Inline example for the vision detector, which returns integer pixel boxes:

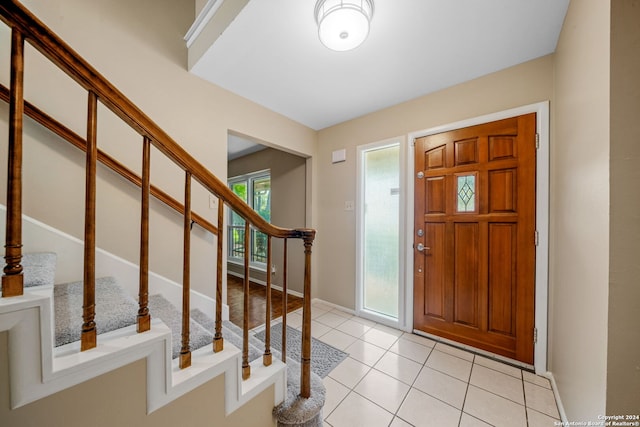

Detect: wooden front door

[413,113,536,364]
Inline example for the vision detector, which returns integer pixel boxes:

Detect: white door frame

[404,101,550,374]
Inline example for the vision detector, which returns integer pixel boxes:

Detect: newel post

[2,29,25,297]
[299,231,315,398]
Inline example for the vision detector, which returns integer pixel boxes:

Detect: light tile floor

[290,301,561,427]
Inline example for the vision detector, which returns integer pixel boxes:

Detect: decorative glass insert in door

[456,174,477,212]
[362,144,400,318]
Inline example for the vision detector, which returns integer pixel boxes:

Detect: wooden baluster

[213,198,224,352]
[300,235,314,398]
[3,29,25,298]
[281,239,288,363]
[263,235,272,366]
[81,91,98,351]
[137,137,151,332]
[242,221,250,379]
[179,171,192,369]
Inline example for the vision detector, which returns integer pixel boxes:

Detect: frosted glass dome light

[314,0,374,52]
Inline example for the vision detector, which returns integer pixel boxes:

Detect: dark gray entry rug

[254,323,348,378]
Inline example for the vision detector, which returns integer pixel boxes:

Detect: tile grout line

[523,380,563,420]
[327,332,396,424]
[322,313,399,424]
[385,342,434,426]
[317,306,560,427]
[457,354,474,427]
[522,370,530,427]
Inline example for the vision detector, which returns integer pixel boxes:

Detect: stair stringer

[0,282,286,415]
[0,206,287,415]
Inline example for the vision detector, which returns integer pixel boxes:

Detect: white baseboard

[545,371,568,423]
[311,298,356,315]
[227,270,304,298]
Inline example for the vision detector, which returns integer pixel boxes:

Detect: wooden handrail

[0,0,314,243]
[0,84,218,236]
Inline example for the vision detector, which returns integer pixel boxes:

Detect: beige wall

[0,333,276,427]
[195,0,207,15]
[3,0,638,422]
[551,0,610,420]
[315,55,554,309]
[0,0,316,298]
[227,147,307,294]
[607,0,640,414]
[0,3,314,423]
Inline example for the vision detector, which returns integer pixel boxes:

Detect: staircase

[0,1,322,425]
[0,207,287,414]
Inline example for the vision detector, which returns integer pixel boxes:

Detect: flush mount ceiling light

[314,0,374,52]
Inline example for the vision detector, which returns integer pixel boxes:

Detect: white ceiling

[191,0,570,131]
[228,133,267,160]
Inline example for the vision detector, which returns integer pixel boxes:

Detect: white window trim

[227,169,271,270]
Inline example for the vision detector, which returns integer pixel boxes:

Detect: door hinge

[534,327,538,343]
[534,230,539,246]
[535,133,540,149]
[411,138,416,147]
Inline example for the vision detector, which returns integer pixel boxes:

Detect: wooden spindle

[263,236,272,366]
[300,235,314,398]
[2,28,25,298]
[281,239,288,363]
[242,221,250,380]
[81,91,98,351]
[179,171,192,369]
[137,137,151,332]
[213,198,224,352]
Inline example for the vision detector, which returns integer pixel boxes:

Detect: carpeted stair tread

[23,252,56,288]
[189,308,326,423]
[255,323,347,379]
[148,294,213,359]
[54,276,138,347]
[190,308,263,362]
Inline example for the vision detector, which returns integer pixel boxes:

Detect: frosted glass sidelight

[362,144,400,318]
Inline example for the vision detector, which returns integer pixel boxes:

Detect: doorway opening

[226,132,309,328]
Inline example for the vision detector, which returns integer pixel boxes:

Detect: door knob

[416,243,430,252]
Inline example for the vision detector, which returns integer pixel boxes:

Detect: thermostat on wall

[332,149,346,164]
